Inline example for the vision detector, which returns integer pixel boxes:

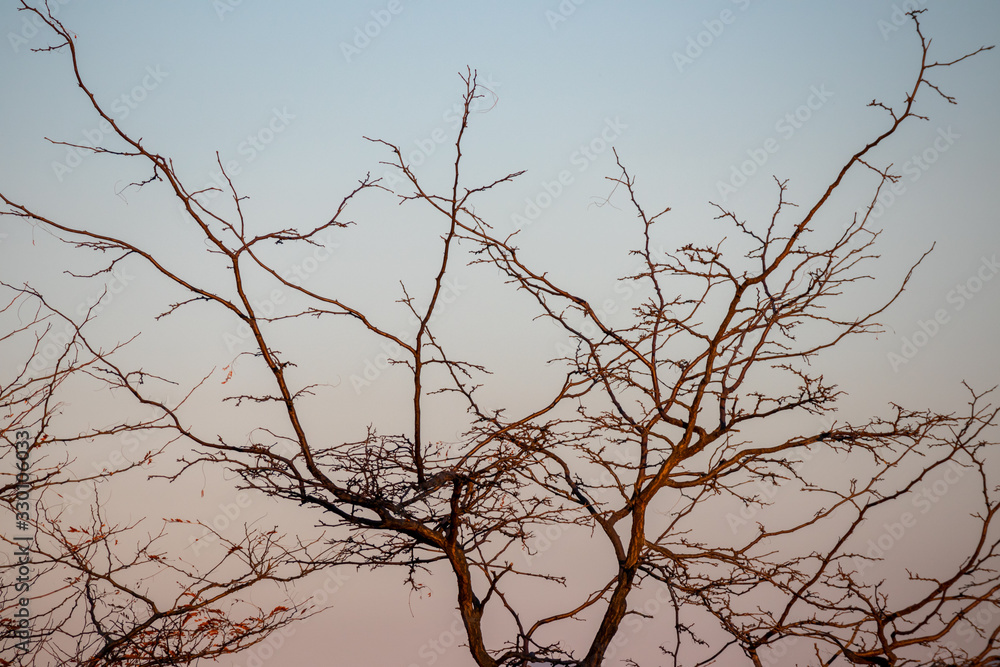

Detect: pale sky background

[2,2,999,665]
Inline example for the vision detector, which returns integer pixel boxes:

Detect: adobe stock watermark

[852,459,965,576]
[87,428,159,481]
[954,603,1000,653]
[7,0,75,53]
[725,447,818,535]
[51,66,169,182]
[187,491,254,557]
[230,568,352,667]
[379,73,502,193]
[546,244,671,361]
[851,126,959,225]
[724,411,839,539]
[213,0,246,21]
[521,445,635,565]
[672,0,753,73]
[348,275,467,394]
[601,582,682,663]
[184,455,303,558]
[10,429,33,653]
[715,84,834,202]
[509,116,628,231]
[876,0,929,41]
[758,635,806,667]
[887,252,997,372]
[402,611,465,667]
[180,106,295,216]
[63,415,180,519]
[27,266,136,375]
[340,0,405,63]
[545,0,587,31]
[222,230,340,353]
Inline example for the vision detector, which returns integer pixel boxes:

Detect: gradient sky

[2,2,999,665]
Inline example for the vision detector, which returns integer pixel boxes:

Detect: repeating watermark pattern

[851,125,959,224]
[722,412,843,538]
[63,413,175,518]
[181,106,296,216]
[235,107,295,163]
[73,267,136,320]
[715,84,834,202]
[379,73,502,193]
[230,568,353,667]
[181,447,302,556]
[672,0,753,73]
[601,584,676,663]
[852,459,965,575]
[546,244,671,362]
[340,0,406,63]
[187,491,254,556]
[725,448,817,534]
[9,429,33,653]
[27,266,136,375]
[887,253,998,372]
[877,0,929,41]
[545,0,587,31]
[509,116,628,231]
[403,611,464,667]
[758,634,805,666]
[137,446,273,557]
[404,581,689,665]
[213,0,246,21]
[87,428,158,481]
[521,444,636,565]
[348,275,467,394]
[222,230,340,354]
[7,0,75,53]
[51,66,169,182]
[955,603,1000,654]
[223,290,285,352]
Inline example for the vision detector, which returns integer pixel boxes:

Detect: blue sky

[2,2,999,665]
[4,0,995,419]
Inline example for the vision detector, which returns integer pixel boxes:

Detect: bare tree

[0,284,328,666]
[1,3,998,666]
